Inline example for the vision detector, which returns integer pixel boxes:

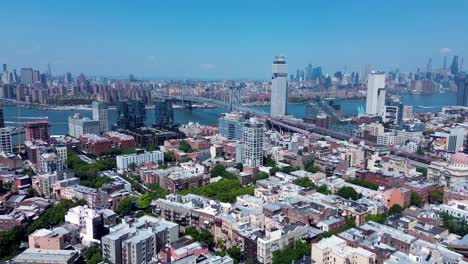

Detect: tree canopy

[185,227,214,245]
[316,184,331,195]
[429,190,444,204]
[440,212,468,236]
[210,165,237,180]
[345,178,378,190]
[179,140,194,153]
[293,177,316,189]
[254,172,270,183]
[272,240,310,264]
[180,179,254,203]
[410,192,423,207]
[116,198,133,215]
[306,164,321,173]
[336,186,362,200]
[388,204,404,215]
[66,152,115,188]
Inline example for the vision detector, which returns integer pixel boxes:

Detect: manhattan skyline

[1,0,467,79]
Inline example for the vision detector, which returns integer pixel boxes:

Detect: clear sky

[0,0,467,79]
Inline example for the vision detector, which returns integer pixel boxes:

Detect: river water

[3,93,456,140]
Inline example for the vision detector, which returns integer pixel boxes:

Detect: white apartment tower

[92,101,109,134]
[242,118,263,168]
[366,71,386,116]
[0,128,12,154]
[270,56,288,116]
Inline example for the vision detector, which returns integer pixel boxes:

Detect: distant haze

[0,1,467,79]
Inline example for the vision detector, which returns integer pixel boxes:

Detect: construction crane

[17,104,21,152]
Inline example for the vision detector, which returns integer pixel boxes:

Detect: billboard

[429,135,447,153]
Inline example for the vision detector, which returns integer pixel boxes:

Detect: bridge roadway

[164,95,432,167]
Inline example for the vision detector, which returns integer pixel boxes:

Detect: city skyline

[0,1,467,79]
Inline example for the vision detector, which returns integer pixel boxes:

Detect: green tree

[21,167,35,176]
[227,246,242,264]
[336,186,362,200]
[184,227,213,245]
[199,229,214,245]
[306,164,321,173]
[164,152,176,162]
[440,212,468,236]
[180,179,254,203]
[302,146,308,153]
[210,165,237,180]
[211,164,228,177]
[128,163,137,171]
[179,140,194,153]
[388,204,404,215]
[429,190,444,204]
[416,167,428,178]
[254,172,269,183]
[0,226,26,260]
[272,240,310,264]
[120,147,136,155]
[27,199,85,235]
[316,184,331,195]
[264,157,276,167]
[137,193,154,209]
[83,244,103,264]
[116,198,132,215]
[146,144,160,151]
[345,178,378,190]
[365,214,387,224]
[293,177,316,189]
[410,192,423,207]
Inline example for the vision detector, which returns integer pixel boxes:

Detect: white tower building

[242,118,263,168]
[270,56,288,116]
[366,71,386,116]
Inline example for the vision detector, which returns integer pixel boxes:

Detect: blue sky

[0,1,467,79]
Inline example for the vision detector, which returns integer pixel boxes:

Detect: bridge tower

[228,82,245,112]
[181,85,193,111]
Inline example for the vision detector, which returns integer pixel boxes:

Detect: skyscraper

[116,99,146,131]
[64,72,72,84]
[0,128,12,154]
[242,118,263,168]
[455,73,468,106]
[92,101,109,133]
[20,68,34,85]
[153,99,174,128]
[219,112,247,140]
[443,56,448,71]
[33,69,40,83]
[451,56,460,75]
[270,56,288,116]
[365,71,386,116]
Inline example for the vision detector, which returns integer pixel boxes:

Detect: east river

[3,92,456,143]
